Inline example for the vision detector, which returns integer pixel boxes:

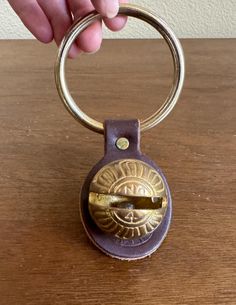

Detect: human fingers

[103,0,128,32]
[38,0,80,58]
[7,0,53,43]
[68,0,102,53]
[90,0,119,18]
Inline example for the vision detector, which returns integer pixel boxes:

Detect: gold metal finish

[88,159,168,240]
[116,137,130,150]
[55,4,185,134]
[89,192,163,210]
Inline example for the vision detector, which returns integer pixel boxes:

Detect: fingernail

[106,1,119,19]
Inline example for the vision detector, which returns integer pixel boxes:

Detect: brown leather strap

[104,120,141,159]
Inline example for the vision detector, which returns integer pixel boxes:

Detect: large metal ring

[55,4,185,134]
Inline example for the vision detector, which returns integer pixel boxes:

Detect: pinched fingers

[91,0,128,32]
[68,0,128,53]
[8,0,128,57]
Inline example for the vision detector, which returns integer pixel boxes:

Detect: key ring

[55,4,185,260]
[55,3,185,134]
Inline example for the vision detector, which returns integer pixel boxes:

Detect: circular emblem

[89,159,168,239]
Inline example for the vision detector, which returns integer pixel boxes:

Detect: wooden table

[0,39,235,305]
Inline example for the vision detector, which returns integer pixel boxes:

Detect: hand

[8,0,127,57]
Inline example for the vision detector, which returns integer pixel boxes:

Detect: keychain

[55,4,185,260]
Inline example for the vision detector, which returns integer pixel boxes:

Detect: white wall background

[0,0,236,39]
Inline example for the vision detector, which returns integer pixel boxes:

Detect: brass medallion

[89,159,168,240]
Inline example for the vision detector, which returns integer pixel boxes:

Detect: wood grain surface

[0,39,235,305]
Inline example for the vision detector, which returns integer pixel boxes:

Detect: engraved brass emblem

[89,159,168,239]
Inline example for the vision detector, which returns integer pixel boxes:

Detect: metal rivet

[116,137,130,150]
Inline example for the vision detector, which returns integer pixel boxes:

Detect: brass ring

[55,4,185,134]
